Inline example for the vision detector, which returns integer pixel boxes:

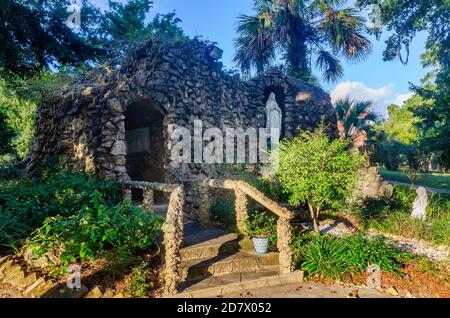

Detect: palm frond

[335,98,376,139]
[319,7,372,62]
[335,99,351,120]
[233,13,277,73]
[315,50,343,82]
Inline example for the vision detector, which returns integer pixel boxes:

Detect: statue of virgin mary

[266,92,282,150]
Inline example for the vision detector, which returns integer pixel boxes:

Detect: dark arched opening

[125,99,167,202]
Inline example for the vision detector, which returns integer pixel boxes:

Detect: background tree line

[335,0,449,173]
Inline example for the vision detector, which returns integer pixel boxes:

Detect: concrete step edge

[181,252,280,270]
[167,270,304,298]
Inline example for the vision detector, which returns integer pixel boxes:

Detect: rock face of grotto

[27,38,340,217]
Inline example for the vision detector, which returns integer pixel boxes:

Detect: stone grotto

[26,37,342,217]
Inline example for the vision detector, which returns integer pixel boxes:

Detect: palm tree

[234,0,372,82]
[335,99,377,148]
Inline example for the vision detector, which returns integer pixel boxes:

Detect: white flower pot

[252,237,269,254]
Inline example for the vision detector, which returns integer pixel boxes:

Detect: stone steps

[179,228,281,285]
[181,232,255,262]
[0,257,58,298]
[0,255,123,298]
[173,271,305,298]
[181,251,280,282]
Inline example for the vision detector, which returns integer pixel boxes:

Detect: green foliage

[0,0,104,77]
[0,0,186,76]
[0,2,186,159]
[340,235,413,273]
[244,211,277,248]
[299,234,350,280]
[372,95,431,172]
[384,98,421,145]
[353,187,450,246]
[29,191,163,275]
[99,0,186,41]
[412,81,450,169]
[0,112,14,155]
[0,70,78,159]
[335,99,377,145]
[124,260,160,298]
[209,198,236,231]
[357,0,450,169]
[277,124,366,230]
[294,233,412,281]
[0,78,36,159]
[238,172,285,202]
[0,169,120,248]
[291,231,314,265]
[234,0,371,81]
[357,0,448,68]
[103,0,153,39]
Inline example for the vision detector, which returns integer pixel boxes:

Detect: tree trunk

[287,40,310,80]
[308,203,319,232]
[285,18,310,81]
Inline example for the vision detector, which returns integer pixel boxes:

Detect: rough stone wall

[28,38,338,217]
[354,166,394,199]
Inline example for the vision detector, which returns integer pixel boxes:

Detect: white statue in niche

[262,92,282,175]
[411,187,428,221]
[266,92,282,150]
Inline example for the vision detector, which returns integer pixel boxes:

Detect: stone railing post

[198,184,210,228]
[122,186,132,202]
[143,189,154,212]
[234,186,249,236]
[277,217,293,274]
[162,186,184,296]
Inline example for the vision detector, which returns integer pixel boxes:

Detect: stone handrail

[198,179,294,274]
[123,181,184,296]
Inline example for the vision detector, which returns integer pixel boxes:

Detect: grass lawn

[379,168,450,191]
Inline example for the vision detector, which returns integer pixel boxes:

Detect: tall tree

[383,98,422,145]
[101,0,153,40]
[0,0,104,77]
[0,1,185,159]
[0,0,185,77]
[357,0,450,169]
[234,0,372,82]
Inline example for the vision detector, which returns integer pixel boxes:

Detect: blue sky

[93,0,430,117]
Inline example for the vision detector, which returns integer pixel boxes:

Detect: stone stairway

[174,223,303,297]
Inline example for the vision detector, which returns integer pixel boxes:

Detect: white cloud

[330,81,413,118]
[387,92,414,107]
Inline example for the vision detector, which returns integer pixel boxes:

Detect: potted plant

[244,211,276,254]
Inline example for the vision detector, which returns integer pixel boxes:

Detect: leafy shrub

[299,235,351,280]
[29,191,164,275]
[244,211,278,250]
[0,111,14,155]
[293,233,412,281]
[429,215,450,246]
[0,155,21,180]
[277,124,366,231]
[124,260,160,298]
[238,173,285,201]
[221,164,287,201]
[0,170,120,248]
[340,235,412,273]
[209,197,236,230]
[428,192,450,219]
[291,231,314,265]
